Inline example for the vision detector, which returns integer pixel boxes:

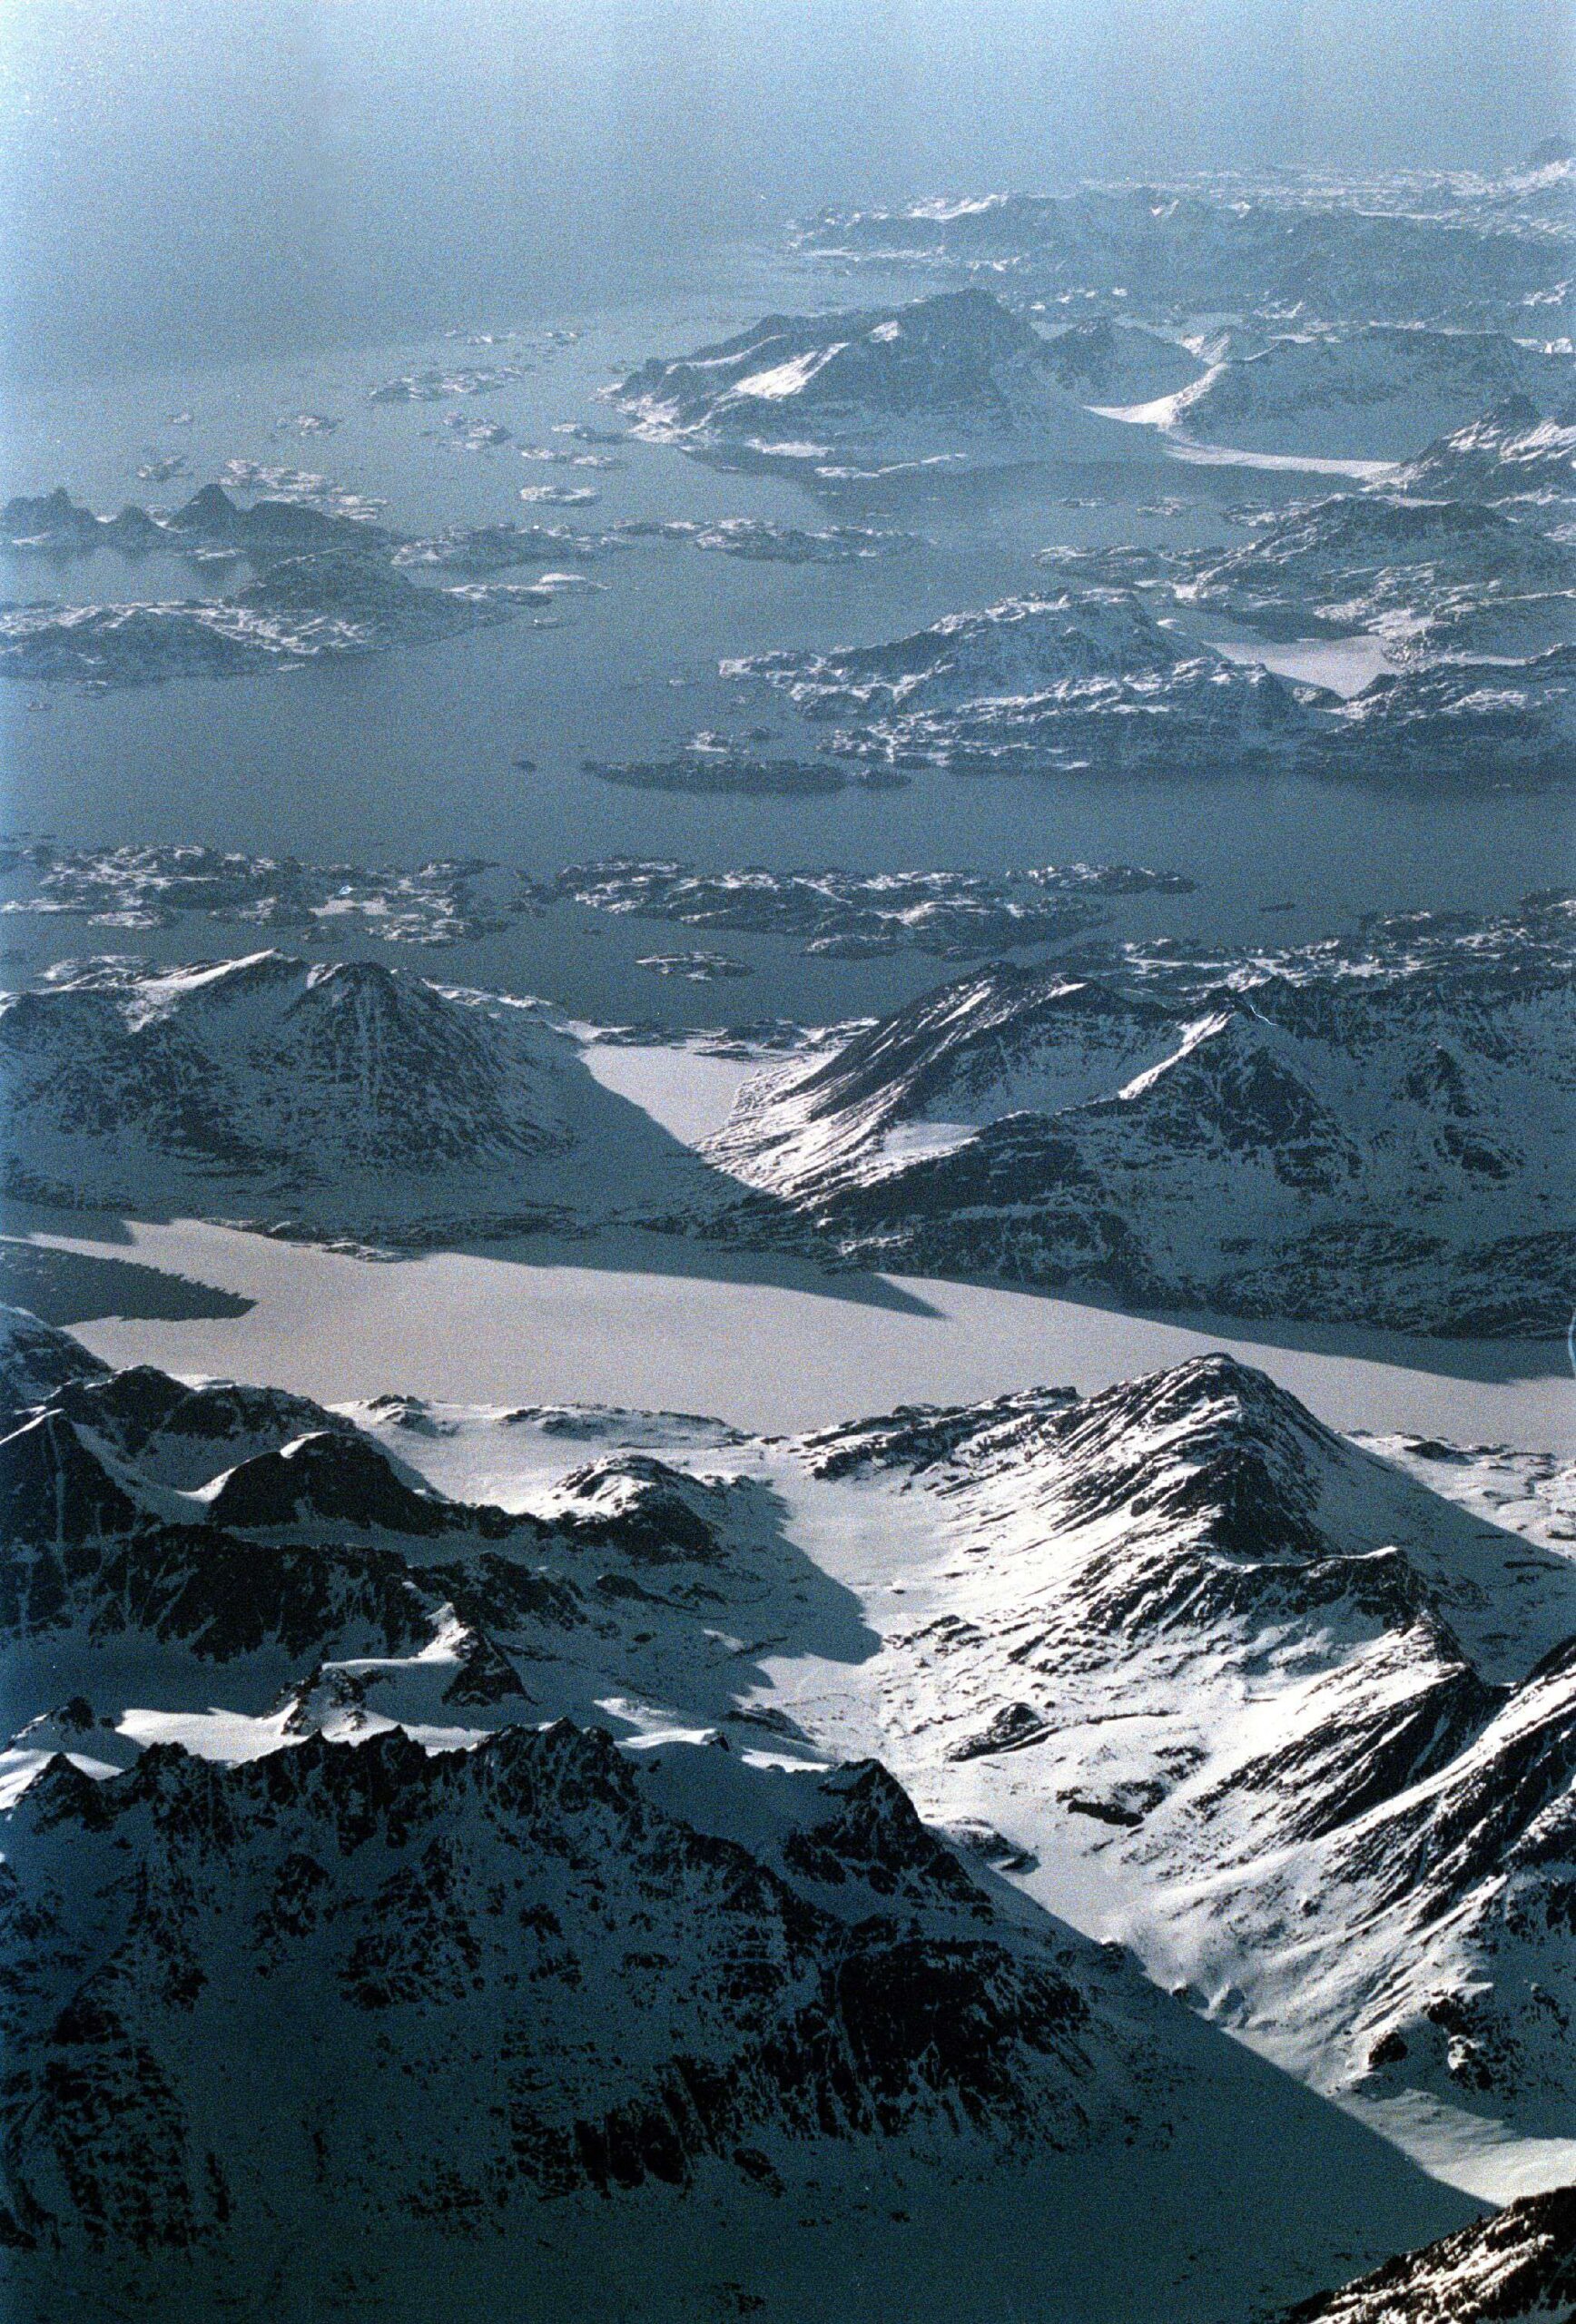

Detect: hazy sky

[2,0,1571,377]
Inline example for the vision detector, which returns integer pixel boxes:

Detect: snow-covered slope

[1150,329,1574,460]
[701,899,1576,1336]
[797,1352,1576,2170]
[0,1315,1478,2322]
[607,288,1167,470]
[0,951,725,1240]
[0,1303,109,1432]
[1275,2184,1576,2320]
[1389,394,1576,505]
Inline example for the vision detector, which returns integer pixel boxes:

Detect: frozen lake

[8,1040,1567,1450]
[12,1212,1567,1452]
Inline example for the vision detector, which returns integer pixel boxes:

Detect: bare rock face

[0,1722,1160,2294]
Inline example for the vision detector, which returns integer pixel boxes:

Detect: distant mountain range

[793,161,1573,337]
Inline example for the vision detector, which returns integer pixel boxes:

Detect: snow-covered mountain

[0,557,559,688]
[701,899,1575,1336]
[1181,492,1576,664]
[724,586,1328,777]
[1150,328,1574,459]
[554,856,1192,961]
[1316,640,1576,779]
[1186,493,1576,625]
[796,1352,1576,2165]
[1388,393,1576,505]
[0,1728,1185,2318]
[607,288,1167,471]
[727,589,1187,715]
[0,481,388,558]
[0,950,723,1240]
[724,579,1574,782]
[0,1312,1482,2322]
[0,839,547,951]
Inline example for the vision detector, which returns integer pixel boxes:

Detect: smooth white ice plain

[25,1216,1566,1452]
[19,1045,1571,1450]
[580,1042,762,1143]
[1210,633,1399,696]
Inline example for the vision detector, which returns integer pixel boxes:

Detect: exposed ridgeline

[701,896,1576,1337]
[0,950,726,1242]
[0,1311,1473,2322]
[804,1350,1576,2151]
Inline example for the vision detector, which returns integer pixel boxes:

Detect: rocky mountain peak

[202,1431,458,1537]
[0,1409,147,1548]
